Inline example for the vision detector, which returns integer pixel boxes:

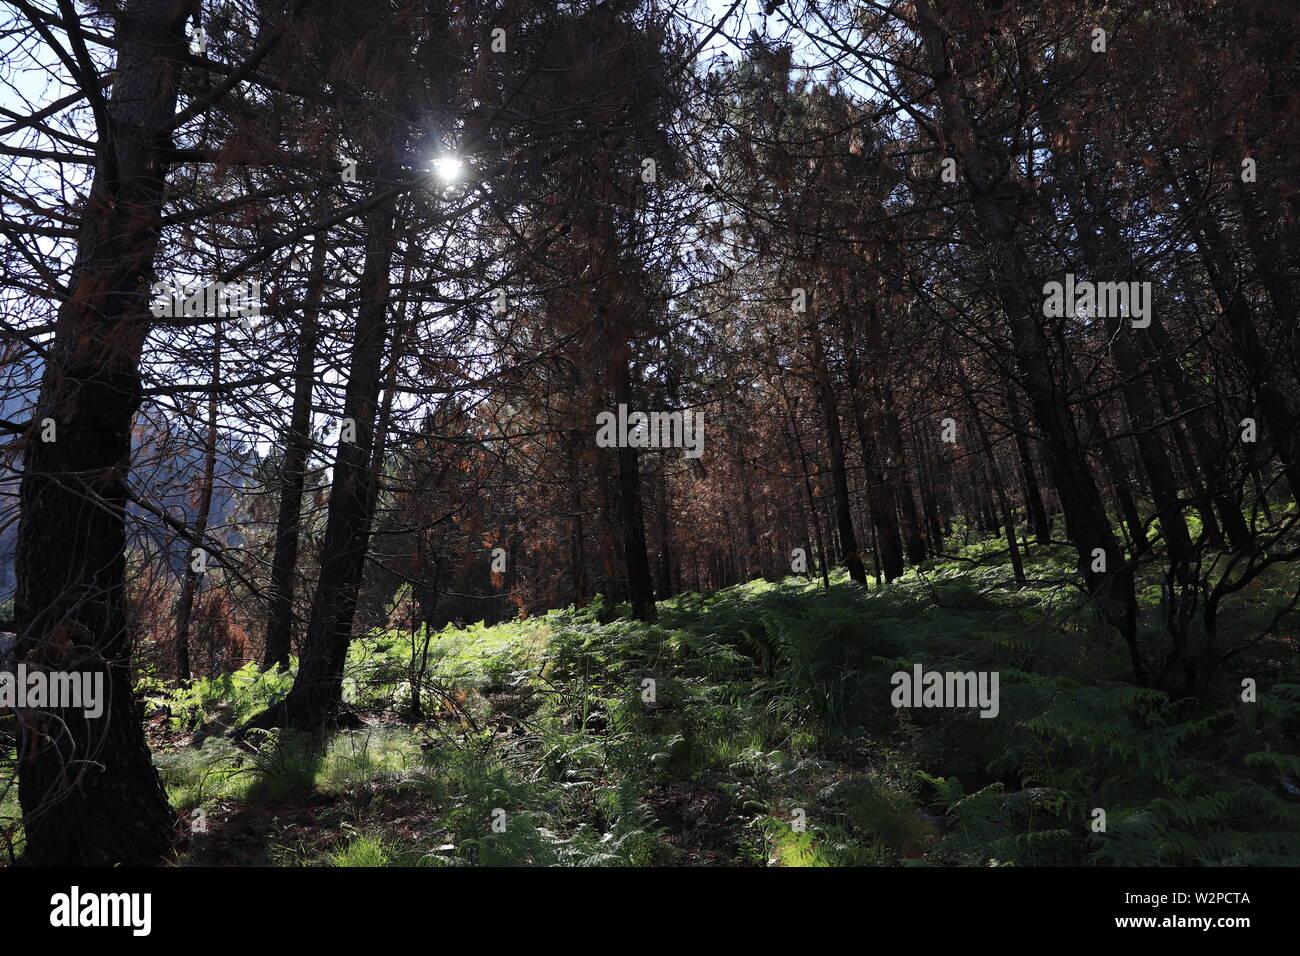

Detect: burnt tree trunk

[13,0,194,865]
[173,325,222,681]
[915,0,1143,682]
[1007,389,1052,545]
[843,308,905,580]
[246,192,397,734]
[809,317,866,584]
[613,365,657,621]
[264,222,329,669]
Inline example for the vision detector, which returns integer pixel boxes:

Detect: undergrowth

[138,539,1300,867]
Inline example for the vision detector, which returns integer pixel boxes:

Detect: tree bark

[842,308,906,580]
[13,0,194,865]
[1006,389,1052,545]
[914,0,1142,680]
[808,317,866,583]
[264,222,329,669]
[246,191,397,733]
[613,365,657,620]
[174,326,222,681]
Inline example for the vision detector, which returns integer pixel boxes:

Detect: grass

[7,533,1296,867]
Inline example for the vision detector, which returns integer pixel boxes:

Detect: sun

[432,155,464,183]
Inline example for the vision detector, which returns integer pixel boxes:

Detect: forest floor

[98,539,1300,865]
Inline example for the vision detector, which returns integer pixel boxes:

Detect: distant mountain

[0,356,251,602]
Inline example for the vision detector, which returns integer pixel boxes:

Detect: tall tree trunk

[13,0,194,865]
[1181,166,1300,504]
[809,319,866,583]
[785,392,830,590]
[1155,380,1224,549]
[959,372,1025,584]
[738,457,761,580]
[597,464,625,604]
[843,309,905,580]
[246,191,397,733]
[1006,389,1052,545]
[880,385,926,564]
[914,0,1142,681]
[264,223,329,669]
[1061,163,1196,581]
[567,430,588,606]
[1069,356,1147,553]
[613,366,656,620]
[1140,314,1252,550]
[1232,176,1300,378]
[913,421,944,546]
[174,326,222,681]
[657,464,674,597]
